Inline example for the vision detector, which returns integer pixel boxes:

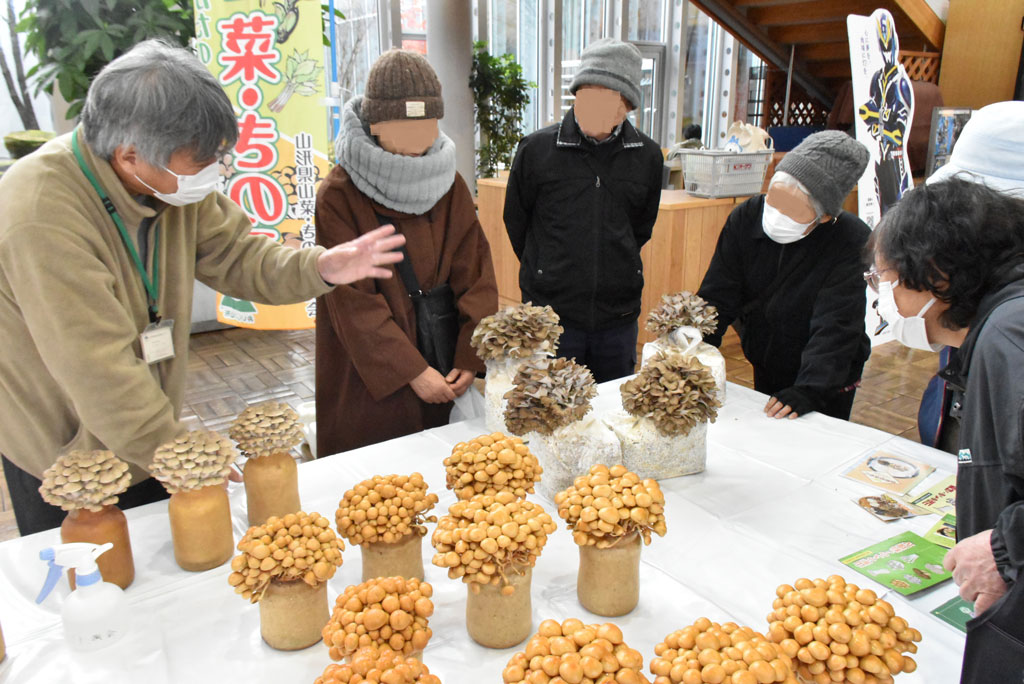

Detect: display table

[0,382,965,683]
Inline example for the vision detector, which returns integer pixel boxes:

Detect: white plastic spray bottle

[36,542,129,651]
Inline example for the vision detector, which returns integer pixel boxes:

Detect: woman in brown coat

[315,50,498,456]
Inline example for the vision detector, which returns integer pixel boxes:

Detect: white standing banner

[848,9,915,345]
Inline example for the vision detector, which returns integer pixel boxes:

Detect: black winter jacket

[697,195,871,403]
[503,109,664,331]
[938,269,1024,585]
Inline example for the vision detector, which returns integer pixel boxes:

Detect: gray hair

[769,171,827,218]
[81,39,238,166]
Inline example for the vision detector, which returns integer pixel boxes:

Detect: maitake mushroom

[471,303,563,361]
[336,473,439,546]
[503,357,597,436]
[503,619,650,684]
[444,432,542,500]
[766,576,921,683]
[227,511,345,602]
[555,465,667,548]
[151,430,238,493]
[621,352,721,437]
[322,576,434,661]
[431,491,557,593]
[229,400,303,459]
[38,450,132,512]
[646,291,719,338]
[315,646,441,684]
[650,619,798,684]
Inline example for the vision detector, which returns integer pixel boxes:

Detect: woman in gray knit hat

[314,49,498,455]
[697,130,872,420]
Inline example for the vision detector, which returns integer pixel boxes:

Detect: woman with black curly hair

[868,177,1024,681]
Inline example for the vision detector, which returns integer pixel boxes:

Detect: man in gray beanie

[697,130,873,420]
[503,38,664,382]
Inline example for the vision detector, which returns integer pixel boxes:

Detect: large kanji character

[216,13,281,85]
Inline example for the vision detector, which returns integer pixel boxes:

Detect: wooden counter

[477,177,743,347]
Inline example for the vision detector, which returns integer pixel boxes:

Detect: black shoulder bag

[376,213,459,377]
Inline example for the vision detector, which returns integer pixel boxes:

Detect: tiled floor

[0,327,938,541]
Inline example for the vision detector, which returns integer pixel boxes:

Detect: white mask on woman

[136,161,221,206]
[762,203,816,244]
[876,280,943,352]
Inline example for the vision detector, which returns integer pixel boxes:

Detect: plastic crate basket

[682,149,773,198]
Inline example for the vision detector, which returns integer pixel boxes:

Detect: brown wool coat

[315,166,497,456]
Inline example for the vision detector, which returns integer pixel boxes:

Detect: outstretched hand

[317,224,406,285]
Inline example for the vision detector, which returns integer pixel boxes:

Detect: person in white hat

[926,101,1024,198]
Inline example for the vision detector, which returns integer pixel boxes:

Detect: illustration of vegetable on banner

[193,0,332,329]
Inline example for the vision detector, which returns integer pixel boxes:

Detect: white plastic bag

[450,386,486,424]
[526,417,622,502]
[603,411,708,481]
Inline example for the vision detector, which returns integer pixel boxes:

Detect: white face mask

[876,280,943,352]
[762,202,816,244]
[136,161,220,206]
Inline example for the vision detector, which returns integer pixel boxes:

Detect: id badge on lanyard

[72,128,174,365]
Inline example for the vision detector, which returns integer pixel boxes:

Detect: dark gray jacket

[940,268,1024,585]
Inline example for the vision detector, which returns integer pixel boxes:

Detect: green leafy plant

[469,41,534,179]
[17,0,194,119]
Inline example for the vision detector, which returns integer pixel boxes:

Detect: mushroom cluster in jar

[151,430,239,493]
[39,450,131,512]
[431,491,557,593]
[555,464,667,548]
[444,433,542,501]
[645,291,719,339]
[227,511,345,601]
[336,473,439,546]
[503,357,597,437]
[322,576,434,661]
[650,618,798,684]
[502,619,650,684]
[766,576,921,684]
[314,645,441,684]
[229,400,303,459]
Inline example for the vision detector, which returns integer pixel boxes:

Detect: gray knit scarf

[335,97,456,215]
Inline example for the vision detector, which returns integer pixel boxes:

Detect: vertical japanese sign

[848,9,914,346]
[194,0,331,329]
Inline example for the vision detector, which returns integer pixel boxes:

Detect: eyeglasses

[863,266,895,292]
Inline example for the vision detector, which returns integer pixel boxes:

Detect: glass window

[733,44,765,127]
[331,0,383,101]
[627,0,664,42]
[627,55,659,139]
[483,0,540,133]
[681,4,710,143]
[400,0,426,32]
[401,38,427,54]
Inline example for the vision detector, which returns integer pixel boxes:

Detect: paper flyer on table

[854,493,929,522]
[931,596,974,633]
[910,474,956,514]
[842,451,935,495]
[924,514,957,549]
[840,531,952,595]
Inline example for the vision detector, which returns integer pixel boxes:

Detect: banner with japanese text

[194,0,330,329]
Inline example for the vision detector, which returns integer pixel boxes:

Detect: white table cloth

[0,382,966,683]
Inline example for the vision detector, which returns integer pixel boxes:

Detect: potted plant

[468,41,535,179]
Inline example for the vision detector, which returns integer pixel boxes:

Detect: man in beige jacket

[0,40,404,535]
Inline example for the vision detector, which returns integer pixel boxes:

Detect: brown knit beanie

[362,49,444,125]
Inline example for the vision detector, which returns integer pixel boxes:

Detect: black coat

[697,195,871,401]
[503,109,664,331]
[938,269,1024,681]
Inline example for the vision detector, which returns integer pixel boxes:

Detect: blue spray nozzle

[35,542,112,604]
[36,555,62,604]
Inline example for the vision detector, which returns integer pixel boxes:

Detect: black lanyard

[71,128,161,323]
